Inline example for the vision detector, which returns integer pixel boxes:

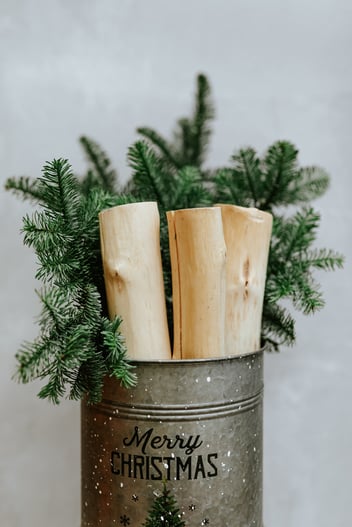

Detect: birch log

[99,202,171,360]
[217,204,273,355]
[167,207,227,360]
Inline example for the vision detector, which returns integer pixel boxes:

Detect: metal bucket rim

[128,347,264,366]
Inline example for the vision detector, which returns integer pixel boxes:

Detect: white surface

[0,1,351,526]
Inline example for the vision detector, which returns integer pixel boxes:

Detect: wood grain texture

[167,207,227,359]
[99,202,171,360]
[217,204,273,355]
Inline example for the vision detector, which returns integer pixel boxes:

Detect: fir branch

[175,117,193,166]
[264,207,344,324]
[137,127,182,169]
[278,207,321,260]
[138,74,214,170]
[169,166,211,210]
[213,148,262,207]
[285,166,330,205]
[237,148,261,206]
[291,275,324,314]
[22,211,71,253]
[9,158,135,403]
[5,176,43,203]
[38,159,81,222]
[261,303,296,352]
[80,136,118,194]
[260,141,298,209]
[127,141,174,209]
[260,143,330,209]
[212,168,243,204]
[189,73,215,166]
[300,248,344,271]
[70,352,107,403]
[101,317,137,388]
[15,338,53,384]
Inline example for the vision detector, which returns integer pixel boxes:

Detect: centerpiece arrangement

[6,74,343,526]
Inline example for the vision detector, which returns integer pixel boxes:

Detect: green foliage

[7,159,136,403]
[79,135,119,195]
[135,73,343,352]
[138,73,214,170]
[143,483,185,527]
[213,142,330,210]
[5,176,42,203]
[6,73,344,403]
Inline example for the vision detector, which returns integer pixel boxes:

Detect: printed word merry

[122,426,203,456]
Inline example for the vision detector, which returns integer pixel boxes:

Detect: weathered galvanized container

[81,350,263,527]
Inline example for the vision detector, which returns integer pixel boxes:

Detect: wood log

[216,204,272,355]
[99,202,171,360]
[167,207,227,360]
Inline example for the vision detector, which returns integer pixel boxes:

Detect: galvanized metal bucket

[81,350,263,526]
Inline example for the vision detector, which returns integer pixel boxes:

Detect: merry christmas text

[110,426,218,481]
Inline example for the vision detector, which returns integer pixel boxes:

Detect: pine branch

[9,159,135,403]
[213,148,262,207]
[171,74,214,168]
[174,117,193,165]
[169,166,211,210]
[22,211,70,253]
[261,302,296,352]
[212,168,243,204]
[127,141,174,209]
[260,141,298,209]
[80,136,118,194]
[5,176,43,203]
[264,208,344,327]
[260,143,331,209]
[137,127,182,169]
[138,73,214,171]
[301,248,344,271]
[101,317,137,388]
[213,142,331,213]
[69,353,106,403]
[37,159,81,223]
[189,73,215,166]
[279,207,321,259]
[285,166,330,204]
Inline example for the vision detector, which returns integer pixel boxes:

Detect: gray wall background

[1,1,351,526]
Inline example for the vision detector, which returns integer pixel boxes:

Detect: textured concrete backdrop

[0,1,351,526]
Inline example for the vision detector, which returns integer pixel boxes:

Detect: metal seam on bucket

[96,389,263,421]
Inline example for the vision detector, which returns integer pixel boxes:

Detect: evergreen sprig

[79,135,119,195]
[138,73,214,170]
[213,142,330,210]
[7,159,136,403]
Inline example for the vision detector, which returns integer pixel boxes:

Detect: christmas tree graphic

[143,483,186,527]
